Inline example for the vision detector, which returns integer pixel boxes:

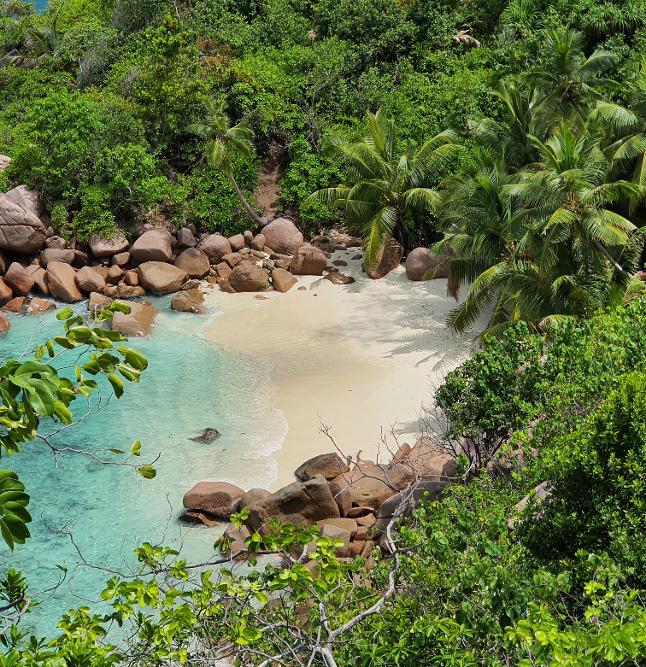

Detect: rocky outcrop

[4,262,34,295]
[0,312,9,334]
[130,229,173,264]
[0,195,46,253]
[0,156,10,172]
[262,218,303,255]
[110,300,158,336]
[295,453,350,482]
[405,247,450,280]
[289,243,327,275]
[75,266,106,293]
[229,262,270,292]
[271,268,298,292]
[367,239,403,279]
[89,233,129,258]
[198,234,232,263]
[173,248,210,278]
[46,262,83,302]
[246,475,340,530]
[137,261,186,294]
[183,481,245,520]
[171,288,204,313]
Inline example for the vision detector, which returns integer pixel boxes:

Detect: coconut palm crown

[189,98,263,226]
[310,110,463,267]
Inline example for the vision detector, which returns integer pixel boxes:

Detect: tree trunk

[229,173,264,226]
[593,240,633,279]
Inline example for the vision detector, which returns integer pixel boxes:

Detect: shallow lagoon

[2,297,285,633]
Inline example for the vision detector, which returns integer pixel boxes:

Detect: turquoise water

[1,298,285,634]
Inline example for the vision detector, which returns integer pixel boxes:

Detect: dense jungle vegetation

[1,0,646,664]
[2,0,646,333]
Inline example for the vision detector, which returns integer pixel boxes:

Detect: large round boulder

[262,218,303,255]
[4,185,42,218]
[228,262,270,292]
[183,481,245,520]
[198,234,232,263]
[137,261,187,294]
[173,248,210,278]
[246,475,339,531]
[75,266,106,293]
[89,233,129,259]
[4,262,34,296]
[289,243,327,276]
[130,229,173,264]
[405,247,450,280]
[40,248,75,267]
[46,262,83,302]
[0,195,46,254]
[295,453,350,482]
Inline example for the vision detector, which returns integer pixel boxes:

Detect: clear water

[1,297,285,635]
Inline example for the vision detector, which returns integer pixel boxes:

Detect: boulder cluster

[0,169,361,335]
[182,438,457,564]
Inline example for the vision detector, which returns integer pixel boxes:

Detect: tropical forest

[0,0,645,664]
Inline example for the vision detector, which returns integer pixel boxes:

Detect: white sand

[202,250,482,489]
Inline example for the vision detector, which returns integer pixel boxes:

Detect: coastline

[202,250,483,490]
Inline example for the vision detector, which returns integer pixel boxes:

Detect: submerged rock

[109,300,158,336]
[3,296,55,315]
[190,427,221,444]
[0,312,9,334]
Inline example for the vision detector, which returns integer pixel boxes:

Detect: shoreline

[202,250,483,490]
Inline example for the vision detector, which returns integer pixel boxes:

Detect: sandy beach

[202,250,482,489]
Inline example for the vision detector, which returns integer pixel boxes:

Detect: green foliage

[523,371,646,581]
[311,110,462,264]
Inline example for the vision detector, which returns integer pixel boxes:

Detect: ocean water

[1,297,286,635]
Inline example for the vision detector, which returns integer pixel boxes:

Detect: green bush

[523,371,646,584]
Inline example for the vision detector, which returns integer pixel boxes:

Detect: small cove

[2,297,286,634]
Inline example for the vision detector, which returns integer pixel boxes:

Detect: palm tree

[592,57,646,211]
[189,98,263,226]
[310,110,463,266]
[468,80,553,168]
[440,124,643,335]
[530,28,619,118]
